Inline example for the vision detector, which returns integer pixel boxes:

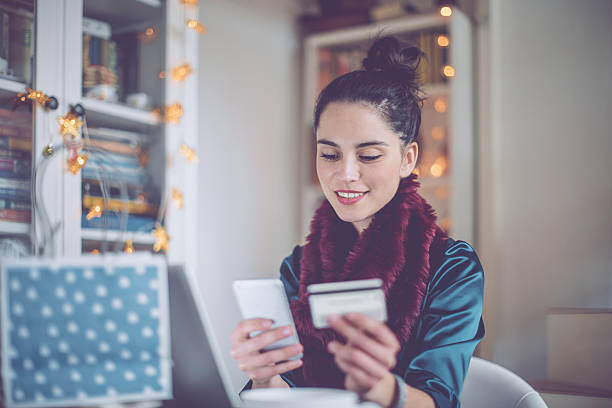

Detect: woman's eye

[360,155,382,161]
[320,153,340,161]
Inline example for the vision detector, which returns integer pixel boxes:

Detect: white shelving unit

[0,0,198,273]
[299,11,475,244]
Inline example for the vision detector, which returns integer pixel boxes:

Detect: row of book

[82,126,160,233]
[316,29,449,94]
[0,4,34,84]
[0,108,31,224]
[83,17,119,100]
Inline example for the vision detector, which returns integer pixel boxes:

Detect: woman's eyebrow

[317,139,388,148]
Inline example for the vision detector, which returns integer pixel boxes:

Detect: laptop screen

[163,266,240,408]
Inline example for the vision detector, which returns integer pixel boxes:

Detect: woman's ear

[400,142,418,177]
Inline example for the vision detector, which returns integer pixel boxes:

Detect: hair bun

[362,36,423,76]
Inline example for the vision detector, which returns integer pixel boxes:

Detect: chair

[460,357,548,408]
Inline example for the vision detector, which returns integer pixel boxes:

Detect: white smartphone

[232,279,302,359]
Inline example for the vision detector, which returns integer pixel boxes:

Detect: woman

[230,36,484,408]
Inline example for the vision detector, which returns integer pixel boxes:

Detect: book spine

[0,208,30,222]
[0,157,30,179]
[82,194,158,216]
[81,212,155,232]
[0,107,32,122]
[0,187,29,201]
[83,33,90,72]
[0,135,32,150]
[0,175,29,188]
[0,147,31,159]
[0,198,29,210]
[88,139,141,156]
[0,125,32,138]
[0,10,8,62]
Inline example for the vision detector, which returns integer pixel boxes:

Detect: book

[81,167,151,185]
[0,198,29,210]
[82,178,160,203]
[0,10,9,65]
[0,157,30,179]
[88,126,147,146]
[0,208,30,223]
[0,135,32,150]
[0,107,32,123]
[0,147,31,159]
[7,11,33,83]
[0,125,32,138]
[82,194,158,217]
[88,138,141,156]
[81,212,156,232]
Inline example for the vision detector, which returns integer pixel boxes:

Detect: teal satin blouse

[278,238,485,408]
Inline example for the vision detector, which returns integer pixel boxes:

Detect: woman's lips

[335,190,367,205]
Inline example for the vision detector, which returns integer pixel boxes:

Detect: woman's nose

[339,156,360,182]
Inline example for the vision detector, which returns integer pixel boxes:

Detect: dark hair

[313,36,425,147]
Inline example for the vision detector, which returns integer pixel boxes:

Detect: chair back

[460,357,548,408]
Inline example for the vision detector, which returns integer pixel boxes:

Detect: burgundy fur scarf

[290,175,447,388]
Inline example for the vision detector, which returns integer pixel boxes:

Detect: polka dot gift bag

[1,254,171,407]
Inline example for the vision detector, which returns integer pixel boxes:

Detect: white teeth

[337,192,364,199]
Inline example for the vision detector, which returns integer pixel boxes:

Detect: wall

[196,0,301,391]
[479,0,612,379]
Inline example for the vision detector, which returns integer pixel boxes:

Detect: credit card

[307,278,387,329]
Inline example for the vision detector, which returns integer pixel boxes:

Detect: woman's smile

[335,190,368,205]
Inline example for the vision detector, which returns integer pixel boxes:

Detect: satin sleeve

[395,239,485,408]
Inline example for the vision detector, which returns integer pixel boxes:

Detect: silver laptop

[163,266,242,408]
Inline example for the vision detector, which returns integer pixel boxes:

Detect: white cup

[241,388,361,408]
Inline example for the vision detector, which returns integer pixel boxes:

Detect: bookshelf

[0,0,199,273]
[299,11,475,244]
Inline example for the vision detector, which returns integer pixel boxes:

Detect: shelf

[0,220,30,235]
[83,0,162,31]
[81,97,160,129]
[81,228,155,244]
[0,77,27,94]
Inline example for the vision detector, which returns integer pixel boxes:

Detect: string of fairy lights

[13,0,205,255]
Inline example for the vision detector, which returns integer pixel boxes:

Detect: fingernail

[294,359,303,366]
[327,315,339,323]
[263,320,273,328]
[327,342,336,352]
[282,327,292,335]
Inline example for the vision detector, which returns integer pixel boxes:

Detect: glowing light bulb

[186,19,206,34]
[153,225,170,253]
[164,103,183,123]
[124,240,135,254]
[172,188,184,209]
[180,144,200,163]
[431,126,444,141]
[86,205,103,221]
[440,6,452,17]
[172,63,192,82]
[434,98,447,113]
[437,35,449,47]
[443,65,455,77]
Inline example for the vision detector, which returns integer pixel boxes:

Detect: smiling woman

[231,36,484,408]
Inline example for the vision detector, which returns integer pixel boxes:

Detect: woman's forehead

[316,102,401,146]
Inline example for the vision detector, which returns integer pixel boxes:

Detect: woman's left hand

[327,312,401,405]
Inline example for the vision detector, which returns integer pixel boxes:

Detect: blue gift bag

[1,254,172,407]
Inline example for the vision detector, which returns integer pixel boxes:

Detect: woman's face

[316,102,417,233]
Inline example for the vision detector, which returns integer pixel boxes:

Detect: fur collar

[290,175,447,387]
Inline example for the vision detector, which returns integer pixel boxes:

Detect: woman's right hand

[230,318,303,388]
